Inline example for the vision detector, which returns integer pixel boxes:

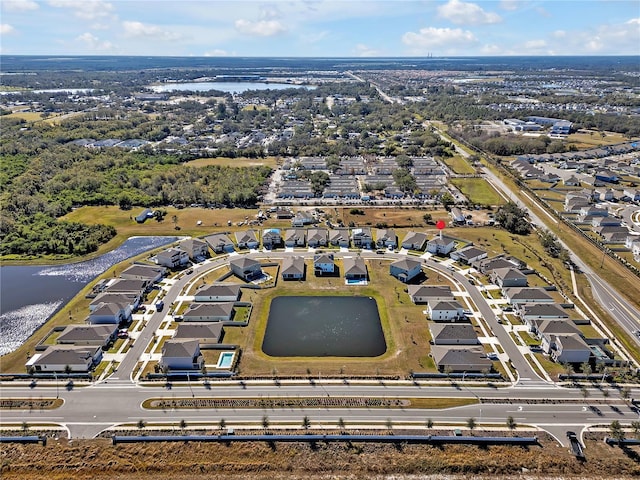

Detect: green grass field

[451,178,504,206]
[442,155,476,174]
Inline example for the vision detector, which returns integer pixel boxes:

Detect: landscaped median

[141,397,478,410]
[0,398,64,410]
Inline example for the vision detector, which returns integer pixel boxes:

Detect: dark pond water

[0,236,177,355]
[262,296,386,357]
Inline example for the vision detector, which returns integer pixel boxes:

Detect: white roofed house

[427,299,464,321]
[183,303,235,322]
[194,283,241,302]
[375,228,397,249]
[449,246,487,265]
[306,228,328,248]
[401,231,428,251]
[27,345,103,373]
[235,230,259,250]
[155,247,189,268]
[314,253,335,275]
[407,285,454,304]
[281,256,305,280]
[160,339,203,371]
[389,257,422,283]
[450,207,465,224]
[179,237,209,260]
[426,235,456,255]
[284,228,306,248]
[229,256,263,282]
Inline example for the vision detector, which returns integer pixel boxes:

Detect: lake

[148,81,315,93]
[262,296,386,357]
[0,236,177,356]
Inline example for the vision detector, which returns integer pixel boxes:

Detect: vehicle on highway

[186,268,194,275]
[634,330,640,338]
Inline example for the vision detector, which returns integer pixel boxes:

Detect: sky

[1,0,639,57]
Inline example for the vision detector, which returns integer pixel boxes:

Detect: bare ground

[2,431,639,480]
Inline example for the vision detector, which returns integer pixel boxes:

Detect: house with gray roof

[351,227,373,249]
[284,229,306,248]
[431,346,492,373]
[427,300,464,321]
[183,303,235,322]
[329,228,350,248]
[429,323,479,345]
[160,339,203,370]
[401,231,428,250]
[104,278,150,295]
[407,285,454,304]
[389,257,422,283]
[194,283,241,302]
[229,256,262,281]
[426,235,456,255]
[314,253,335,275]
[120,264,166,283]
[343,256,367,280]
[262,229,282,249]
[490,268,528,288]
[306,228,328,248]
[291,211,316,227]
[375,228,397,249]
[519,304,569,325]
[204,233,235,254]
[550,334,591,364]
[179,238,209,260]
[504,287,553,304]
[473,255,525,274]
[173,323,224,346]
[155,247,189,268]
[235,230,259,249]
[449,246,487,265]
[27,345,103,373]
[57,325,117,347]
[281,256,305,280]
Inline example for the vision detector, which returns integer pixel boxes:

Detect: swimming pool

[216,351,235,369]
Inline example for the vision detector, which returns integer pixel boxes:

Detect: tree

[466,417,476,434]
[506,416,517,434]
[219,418,227,431]
[494,202,531,235]
[631,420,640,439]
[441,192,455,210]
[337,417,346,431]
[580,386,590,402]
[137,419,146,431]
[172,214,179,230]
[423,213,433,225]
[262,415,270,430]
[302,416,311,430]
[425,418,434,429]
[620,386,631,402]
[580,361,592,376]
[179,419,187,433]
[385,418,393,431]
[609,420,625,442]
[118,193,132,210]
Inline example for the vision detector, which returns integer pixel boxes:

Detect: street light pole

[54,371,59,399]
[187,372,194,398]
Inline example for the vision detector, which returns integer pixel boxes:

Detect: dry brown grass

[1,434,639,479]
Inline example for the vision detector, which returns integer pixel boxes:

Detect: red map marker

[436,220,446,230]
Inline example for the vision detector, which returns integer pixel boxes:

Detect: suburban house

[504,287,554,304]
[343,256,367,280]
[262,229,283,249]
[57,325,117,347]
[389,257,422,283]
[88,302,126,325]
[104,278,149,295]
[449,246,487,265]
[427,299,464,321]
[426,235,456,255]
[430,346,492,373]
[179,238,209,260]
[229,257,263,281]
[183,303,235,322]
[275,207,294,219]
[519,304,569,325]
[429,323,479,345]
[120,264,166,283]
[375,228,397,249]
[490,268,528,288]
[160,339,203,371]
[204,233,235,254]
[351,228,374,249]
[26,345,103,373]
[155,248,190,268]
[306,228,329,248]
[194,283,241,302]
[401,231,428,250]
[314,253,336,275]
[329,229,350,248]
[407,285,454,304]
[532,318,582,341]
[235,230,259,250]
[473,255,525,274]
[173,323,224,346]
[291,211,316,227]
[550,334,591,364]
[284,229,307,248]
[281,256,305,280]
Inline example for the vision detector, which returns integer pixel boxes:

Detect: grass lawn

[566,131,633,149]
[184,156,279,168]
[334,206,448,229]
[450,178,504,206]
[442,155,476,175]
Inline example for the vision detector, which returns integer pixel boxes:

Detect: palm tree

[385,418,393,432]
[137,419,146,431]
[179,419,187,434]
[302,416,311,430]
[609,420,625,442]
[506,416,516,435]
[337,417,346,431]
[466,417,476,434]
[620,386,631,403]
[172,215,179,229]
[219,418,227,431]
[580,386,589,403]
[631,420,640,439]
[425,418,434,429]
[262,415,270,431]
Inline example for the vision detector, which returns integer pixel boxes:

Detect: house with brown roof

[229,256,262,281]
[490,268,528,288]
[314,253,335,275]
[329,228,350,248]
[284,229,306,248]
[504,287,553,304]
[450,246,487,265]
[179,238,209,260]
[120,264,166,283]
[262,229,283,249]
[426,235,456,255]
[375,228,397,249]
[235,230,259,249]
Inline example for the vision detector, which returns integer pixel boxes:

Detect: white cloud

[354,43,380,57]
[122,21,181,41]
[437,0,501,25]
[499,0,519,11]
[480,43,501,54]
[300,30,329,44]
[2,0,39,12]
[1,24,16,35]
[76,32,113,51]
[234,19,287,37]
[524,39,547,49]
[402,27,478,51]
[552,30,566,38]
[48,0,114,20]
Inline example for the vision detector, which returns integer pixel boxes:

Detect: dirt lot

[2,432,639,479]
